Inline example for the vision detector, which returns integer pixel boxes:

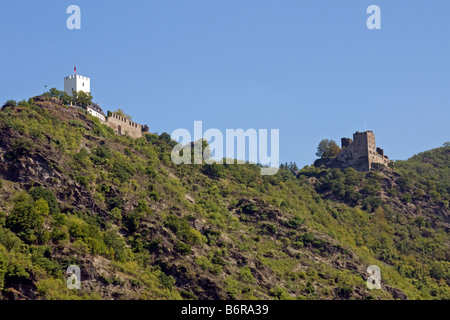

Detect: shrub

[204,163,226,178]
[286,216,305,229]
[337,286,353,299]
[7,138,33,159]
[90,145,112,165]
[103,230,130,262]
[110,207,122,221]
[239,267,255,283]
[204,229,221,245]
[3,100,17,107]
[261,223,277,235]
[124,211,144,233]
[6,200,45,242]
[51,228,68,243]
[175,241,191,255]
[145,134,159,144]
[29,186,60,214]
[269,286,291,300]
[149,190,160,201]
[0,228,22,251]
[158,272,176,289]
[111,158,135,183]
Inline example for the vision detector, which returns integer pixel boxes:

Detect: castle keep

[335,131,392,171]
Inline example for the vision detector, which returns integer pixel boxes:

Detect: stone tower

[64,74,90,96]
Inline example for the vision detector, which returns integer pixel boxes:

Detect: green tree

[46,88,72,104]
[3,100,17,107]
[113,109,132,120]
[29,186,60,215]
[6,201,45,243]
[72,91,93,108]
[316,139,341,159]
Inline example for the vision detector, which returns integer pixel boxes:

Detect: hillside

[0,96,449,300]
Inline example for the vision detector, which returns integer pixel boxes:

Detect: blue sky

[1,1,449,167]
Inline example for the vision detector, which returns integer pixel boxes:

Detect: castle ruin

[335,131,392,171]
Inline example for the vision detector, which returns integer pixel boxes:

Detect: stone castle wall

[102,113,143,139]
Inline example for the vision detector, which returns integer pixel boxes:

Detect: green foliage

[29,186,60,214]
[239,267,255,283]
[47,88,71,105]
[175,241,192,255]
[3,100,17,107]
[204,163,226,178]
[113,109,132,120]
[72,91,93,108]
[158,272,176,289]
[111,157,136,183]
[316,139,341,159]
[6,138,33,159]
[6,195,46,243]
[286,215,305,229]
[165,215,205,245]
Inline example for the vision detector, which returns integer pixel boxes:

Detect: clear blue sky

[1,0,449,167]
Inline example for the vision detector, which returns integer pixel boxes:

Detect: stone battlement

[102,111,148,139]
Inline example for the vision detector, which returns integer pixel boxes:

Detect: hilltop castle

[64,73,149,139]
[336,130,392,171]
[315,130,393,172]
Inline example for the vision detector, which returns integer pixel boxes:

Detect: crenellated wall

[102,113,144,139]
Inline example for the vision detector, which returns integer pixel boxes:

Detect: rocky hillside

[0,96,449,300]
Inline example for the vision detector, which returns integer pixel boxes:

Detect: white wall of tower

[64,75,91,96]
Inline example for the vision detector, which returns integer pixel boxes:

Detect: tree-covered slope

[0,97,448,300]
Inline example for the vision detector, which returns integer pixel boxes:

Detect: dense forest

[0,96,448,300]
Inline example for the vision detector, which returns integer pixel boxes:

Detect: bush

[158,272,176,289]
[204,163,226,178]
[261,223,277,235]
[166,215,205,245]
[7,138,33,159]
[286,216,305,229]
[29,186,60,214]
[51,228,68,243]
[337,286,353,299]
[239,267,255,283]
[6,199,45,242]
[175,241,191,255]
[3,100,17,107]
[111,158,135,183]
[0,228,22,251]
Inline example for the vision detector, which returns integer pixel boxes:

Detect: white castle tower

[64,70,90,96]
